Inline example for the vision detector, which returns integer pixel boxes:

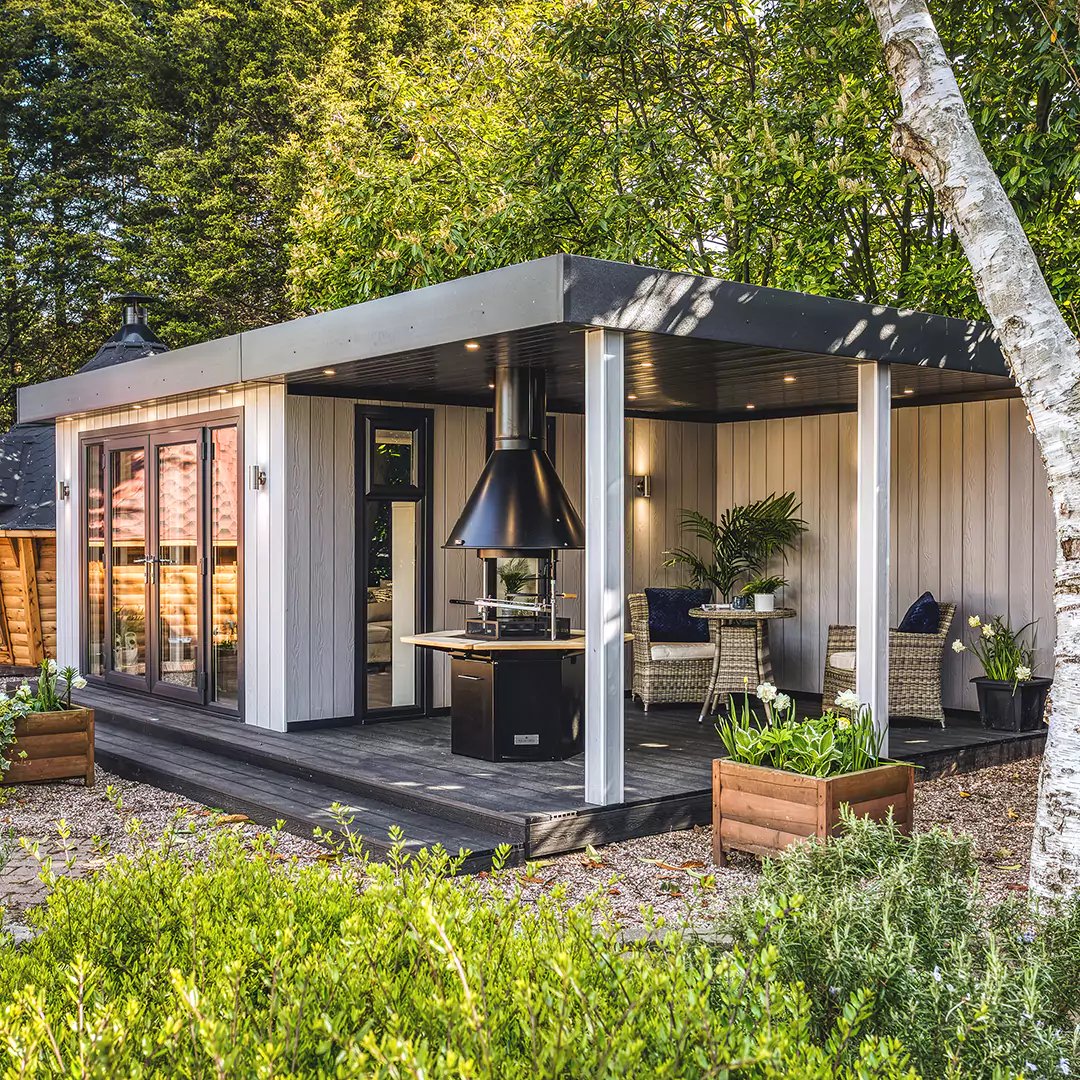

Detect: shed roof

[0,423,56,531]
[17,255,1014,424]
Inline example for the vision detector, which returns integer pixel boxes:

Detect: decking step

[94,725,521,872]
[85,701,530,842]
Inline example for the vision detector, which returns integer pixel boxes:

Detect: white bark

[865,0,1080,898]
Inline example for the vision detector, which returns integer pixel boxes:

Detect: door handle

[456,674,482,681]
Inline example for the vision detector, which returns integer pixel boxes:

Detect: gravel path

[1,755,1044,927]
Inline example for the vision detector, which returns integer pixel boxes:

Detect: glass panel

[156,441,199,689]
[110,447,146,677]
[85,444,106,676]
[210,427,239,709]
[371,428,417,488]
[365,500,416,709]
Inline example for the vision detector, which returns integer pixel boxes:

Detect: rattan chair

[629,593,714,711]
[821,602,956,725]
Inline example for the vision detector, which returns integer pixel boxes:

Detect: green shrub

[725,814,1080,1078]
[0,812,915,1078]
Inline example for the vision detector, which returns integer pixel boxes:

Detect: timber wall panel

[715,402,1055,711]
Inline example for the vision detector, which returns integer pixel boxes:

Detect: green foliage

[496,557,536,597]
[664,493,807,600]
[288,0,1080,332]
[717,686,885,777]
[726,815,1080,1077]
[955,614,1039,685]
[0,814,918,1077]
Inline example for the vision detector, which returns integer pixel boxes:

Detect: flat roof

[18,255,1012,424]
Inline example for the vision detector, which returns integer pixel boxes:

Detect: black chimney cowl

[445,365,584,554]
[79,292,168,373]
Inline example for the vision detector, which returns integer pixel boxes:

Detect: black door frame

[79,409,244,717]
[354,405,434,722]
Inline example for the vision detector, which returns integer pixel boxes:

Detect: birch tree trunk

[864,0,1080,898]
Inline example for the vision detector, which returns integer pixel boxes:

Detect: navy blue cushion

[644,588,712,642]
[898,591,940,634]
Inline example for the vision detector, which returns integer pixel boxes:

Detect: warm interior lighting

[746,403,756,410]
[903,387,915,395]
[627,393,638,401]
[783,374,796,383]
[323,368,336,376]
[464,341,480,350]
[641,361,654,368]
[487,382,495,389]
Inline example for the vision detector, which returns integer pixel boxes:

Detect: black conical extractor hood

[446,365,584,555]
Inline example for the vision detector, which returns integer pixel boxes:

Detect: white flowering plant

[952,614,1037,691]
[0,657,88,773]
[716,683,887,778]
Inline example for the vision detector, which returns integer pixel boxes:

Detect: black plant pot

[972,677,1051,732]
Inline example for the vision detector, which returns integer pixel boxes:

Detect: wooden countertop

[402,630,632,652]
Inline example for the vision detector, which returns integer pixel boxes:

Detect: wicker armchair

[629,593,715,711]
[821,603,956,725]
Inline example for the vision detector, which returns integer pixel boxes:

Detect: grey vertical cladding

[715,401,1055,711]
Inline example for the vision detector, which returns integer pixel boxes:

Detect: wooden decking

[77,684,1046,870]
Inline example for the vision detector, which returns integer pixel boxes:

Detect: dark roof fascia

[16,253,1007,424]
[562,255,1008,377]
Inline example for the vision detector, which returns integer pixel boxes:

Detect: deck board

[78,684,1045,865]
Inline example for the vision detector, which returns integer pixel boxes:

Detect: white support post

[584,328,625,805]
[856,362,891,755]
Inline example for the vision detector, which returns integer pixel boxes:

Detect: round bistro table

[689,607,796,723]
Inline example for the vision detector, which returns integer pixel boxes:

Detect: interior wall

[715,398,1055,712]
[284,398,717,719]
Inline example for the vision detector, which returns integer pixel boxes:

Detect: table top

[689,606,796,621]
[402,630,634,653]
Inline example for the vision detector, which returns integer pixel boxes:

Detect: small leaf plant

[716,682,887,778]
[951,614,1037,692]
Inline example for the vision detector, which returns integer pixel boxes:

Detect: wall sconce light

[632,474,652,498]
[249,464,267,490]
[57,480,70,501]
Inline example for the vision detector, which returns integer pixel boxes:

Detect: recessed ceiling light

[783,375,796,383]
[641,361,654,368]
[903,387,914,395]
[217,388,229,394]
[746,403,756,410]
[465,341,480,351]
[627,394,638,401]
[323,368,336,376]
[487,382,495,389]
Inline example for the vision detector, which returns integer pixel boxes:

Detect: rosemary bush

[0,807,915,1078]
[725,814,1080,1078]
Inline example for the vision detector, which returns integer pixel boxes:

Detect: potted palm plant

[952,615,1050,731]
[663,493,806,602]
[712,684,913,865]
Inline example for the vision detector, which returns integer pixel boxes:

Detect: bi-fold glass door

[83,419,241,712]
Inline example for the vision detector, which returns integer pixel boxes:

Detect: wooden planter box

[712,758,913,865]
[4,708,94,786]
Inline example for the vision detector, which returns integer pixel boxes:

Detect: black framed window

[355,406,434,721]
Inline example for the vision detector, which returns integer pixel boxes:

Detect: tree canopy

[2,0,1077,425]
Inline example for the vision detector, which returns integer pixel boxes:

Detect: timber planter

[712,758,913,865]
[3,707,95,786]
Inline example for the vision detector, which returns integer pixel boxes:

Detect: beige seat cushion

[367,622,392,644]
[829,650,856,671]
[649,642,716,662]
